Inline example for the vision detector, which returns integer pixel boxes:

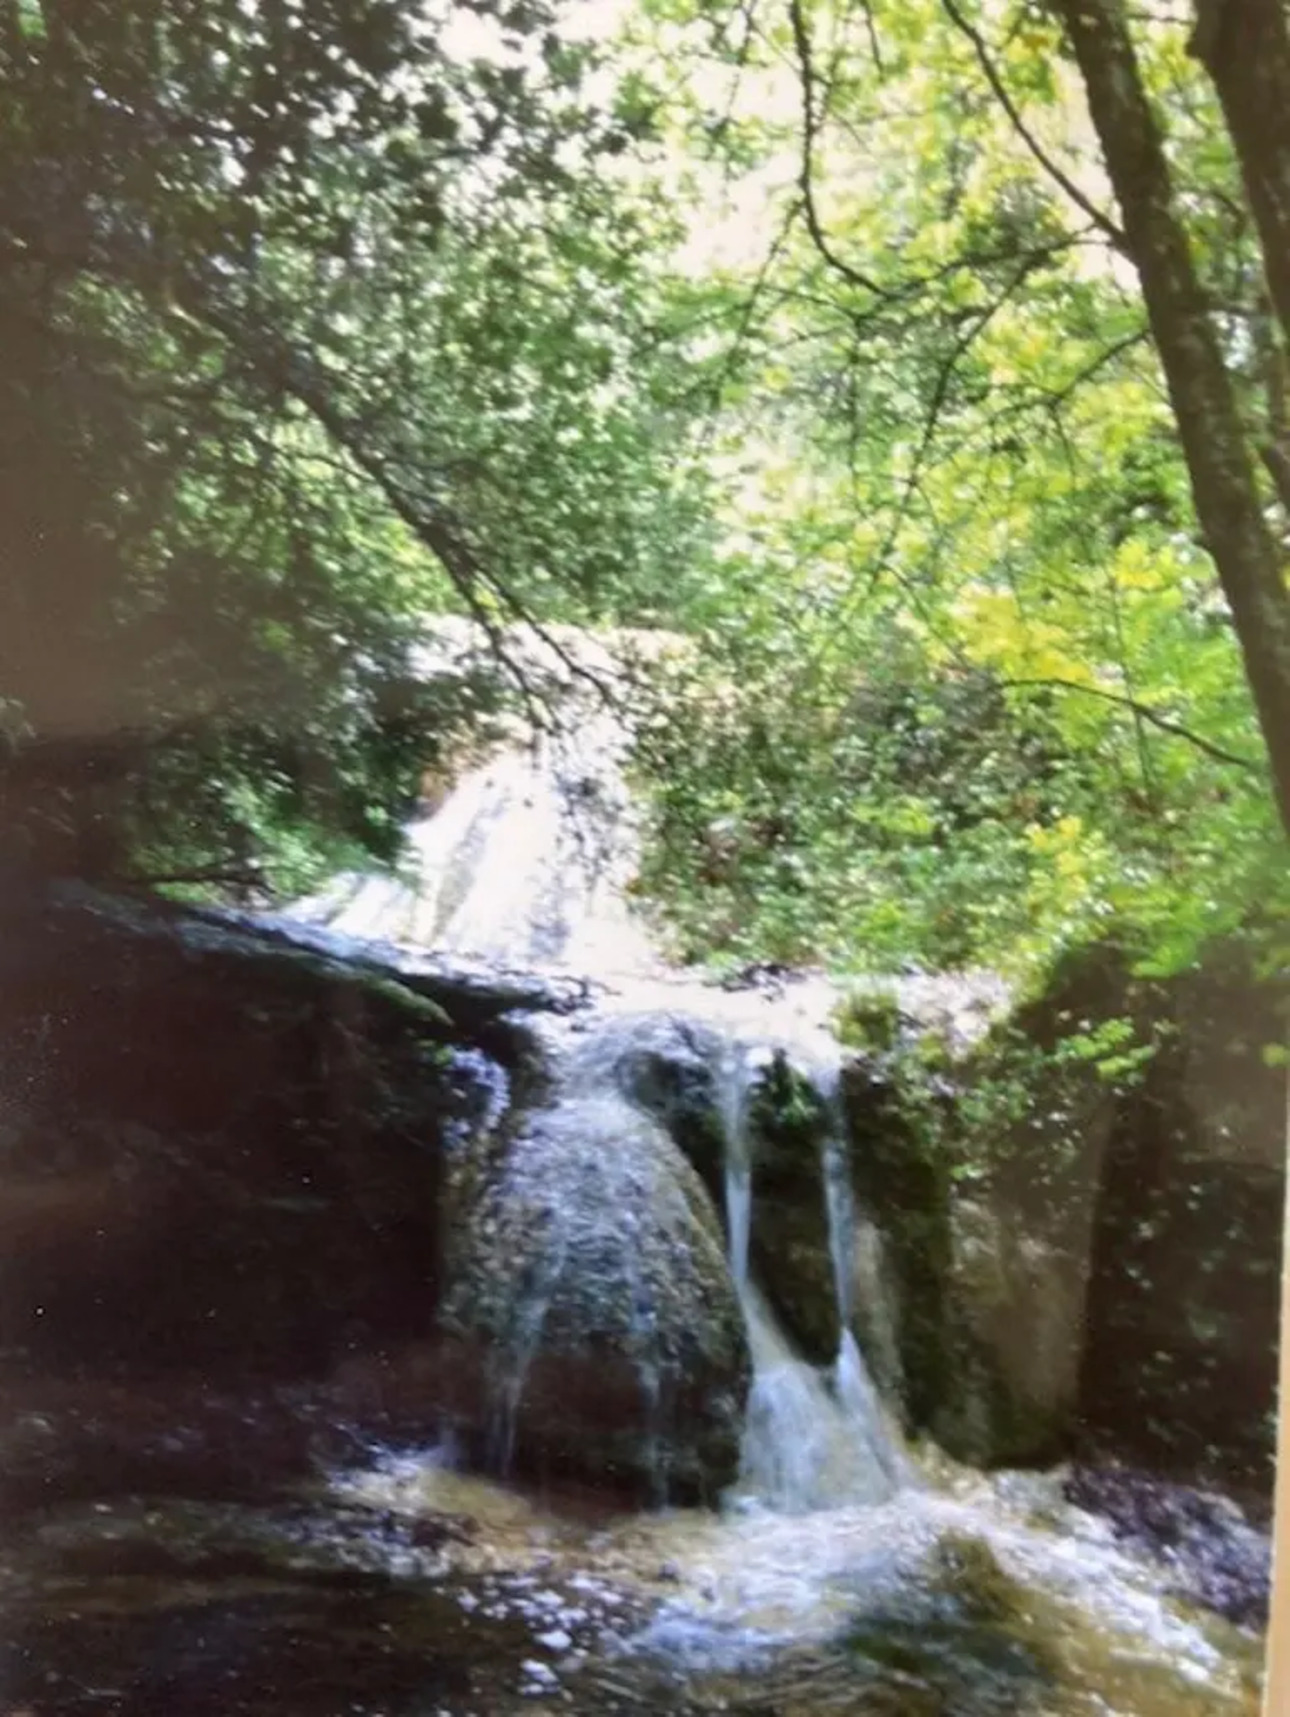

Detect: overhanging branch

[939,0,1128,256]
[787,0,889,297]
[1005,675,1261,769]
[168,284,619,722]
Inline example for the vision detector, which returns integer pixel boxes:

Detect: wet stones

[436,1092,750,1502]
[598,1012,729,1200]
[1064,1464,1272,1629]
[599,1014,847,1368]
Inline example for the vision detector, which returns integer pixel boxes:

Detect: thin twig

[1004,676,1261,768]
[939,0,1128,255]
[698,198,802,434]
[787,0,888,296]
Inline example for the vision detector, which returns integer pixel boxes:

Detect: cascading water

[719,1043,755,1299]
[817,1066,907,1442]
[291,623,909,1516]
[292,632,658,977]
[710,1039,905,1513]
[268,624,1264,1715]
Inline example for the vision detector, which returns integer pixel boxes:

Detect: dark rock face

[605,1012,729,1200]
[743,1051,841,1366]
[1074,961,1285,1493]
[0,883,751,1502]
[0,882,482,1383]
[839,945,1286,1496]
[1079,1154,1282,1491]
[841,1060,955,1437]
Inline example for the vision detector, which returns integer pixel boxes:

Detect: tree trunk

[1191,0,1290,356]
[1050,0,1290,840]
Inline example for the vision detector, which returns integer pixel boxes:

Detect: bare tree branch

[857,0,886,74]
[1005,676,1261,769]
[1043,324,1151,408]
[787,0,889,296]
[939,0,1129,255]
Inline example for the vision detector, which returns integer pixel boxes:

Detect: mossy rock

[438,1090,750,1502]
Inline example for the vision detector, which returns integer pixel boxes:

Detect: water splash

[486,1223,569,1476]
[734,1287,900,1513]
[703,1035,907,1514]
[261,623,1263,1711]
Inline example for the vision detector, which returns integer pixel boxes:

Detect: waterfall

[290,639,658,978]
[712,1041,906,1513]
[818,1070,905,1409]
[280,622,912,1515]
[237,626,1263,1717]
[486,1232,567,1476]
[719,1043,755,1298]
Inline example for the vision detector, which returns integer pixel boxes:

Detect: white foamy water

[281,622,1262,1713]
[330,1448,1259,1712]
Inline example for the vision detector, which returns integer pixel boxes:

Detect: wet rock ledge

[0,879,746,1504]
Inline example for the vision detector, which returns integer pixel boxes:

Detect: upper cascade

[291,620,670,980]
[276,620,962,1512]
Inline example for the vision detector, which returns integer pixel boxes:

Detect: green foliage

[747,1048,830,1155]
[0,0,716,891]
[0,0,1284,1000]
[632,650,1094,973]
[836,979,1153,1192]
[617,0,1290,988]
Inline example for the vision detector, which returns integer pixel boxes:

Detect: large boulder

[0,881,751,1502]
[840,945,1286,1495]
[435,1091,750,1502]
[0,881,489,1383]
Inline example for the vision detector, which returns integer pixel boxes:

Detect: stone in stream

[436,1091,750,1503]
[0,880,751,1503]
[1064,1463,1272,1628]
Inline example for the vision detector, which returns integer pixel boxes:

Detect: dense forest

[2,5,1288,1711]
[3,0,1289,993]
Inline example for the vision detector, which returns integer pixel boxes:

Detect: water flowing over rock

[291,624,661,979]
[436,1090,748,1501]
[275,623,910,1511]
[837,948,1286,1492]
[0,623,1272,1716]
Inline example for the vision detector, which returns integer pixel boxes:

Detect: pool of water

[0,1429,1266,1717]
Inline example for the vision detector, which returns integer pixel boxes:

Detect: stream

[2,626,1270,1714]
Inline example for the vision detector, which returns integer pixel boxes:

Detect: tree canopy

[0,0,711,889]
[618,0,1290,984]
[1,0,1287,990]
